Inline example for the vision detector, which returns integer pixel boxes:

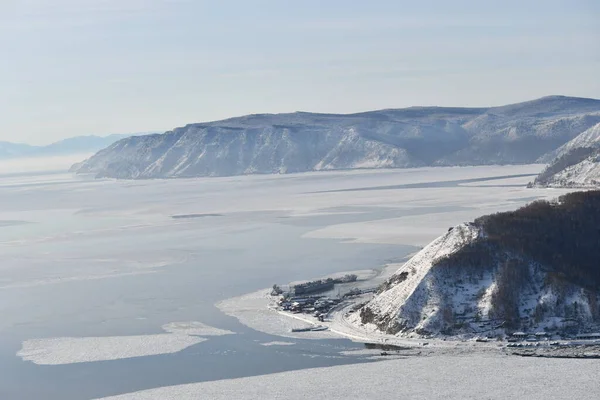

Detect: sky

[1,0,599,145]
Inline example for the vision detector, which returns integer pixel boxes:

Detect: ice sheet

[303,192,569,247]
[17,335,206,365]
[98,354,599,400]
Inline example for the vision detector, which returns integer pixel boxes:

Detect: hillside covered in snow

[71,96,600,179]
[533,148,600,188]
[539,122,600,162]
[355,191,600,338]
[532,123,600,188]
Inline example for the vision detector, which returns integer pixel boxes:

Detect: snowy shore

[216,262,497,350]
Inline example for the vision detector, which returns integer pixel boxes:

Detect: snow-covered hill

[532,123,600,188]
[72,96,600,179]
[549,153,600,187]
[539,121,600,162]
[534,148,600,188]
[353,191,600,338]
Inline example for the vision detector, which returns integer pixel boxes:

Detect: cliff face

[355,191,600,337]
[71,96,600,179]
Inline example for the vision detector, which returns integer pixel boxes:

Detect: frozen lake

[0,164,578,399]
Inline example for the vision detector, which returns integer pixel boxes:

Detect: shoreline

[216,258,493,350]
[216,260,600,358]
[215,261,405,341]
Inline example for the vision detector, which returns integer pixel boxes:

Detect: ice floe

[17,334,206,365]
[260,341,295,347]
[161,321,234,336]
[17,321,233,365]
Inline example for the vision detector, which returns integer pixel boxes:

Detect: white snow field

[17,321,233,365]
[99,355,599,400]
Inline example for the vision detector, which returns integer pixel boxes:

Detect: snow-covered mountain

[72,96,600,179]
[532,123,600,187]
[354,191,600,337]
[71,127,425,178]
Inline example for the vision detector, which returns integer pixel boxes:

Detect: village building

[576,333,600,340]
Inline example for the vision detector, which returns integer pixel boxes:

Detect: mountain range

[0,133,157,159]
[71,96,600,179]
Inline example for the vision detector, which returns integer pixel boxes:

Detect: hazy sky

[1,0,599,144]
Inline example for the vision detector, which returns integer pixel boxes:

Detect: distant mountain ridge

[71,96,600,179]
[0,133,158,159]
